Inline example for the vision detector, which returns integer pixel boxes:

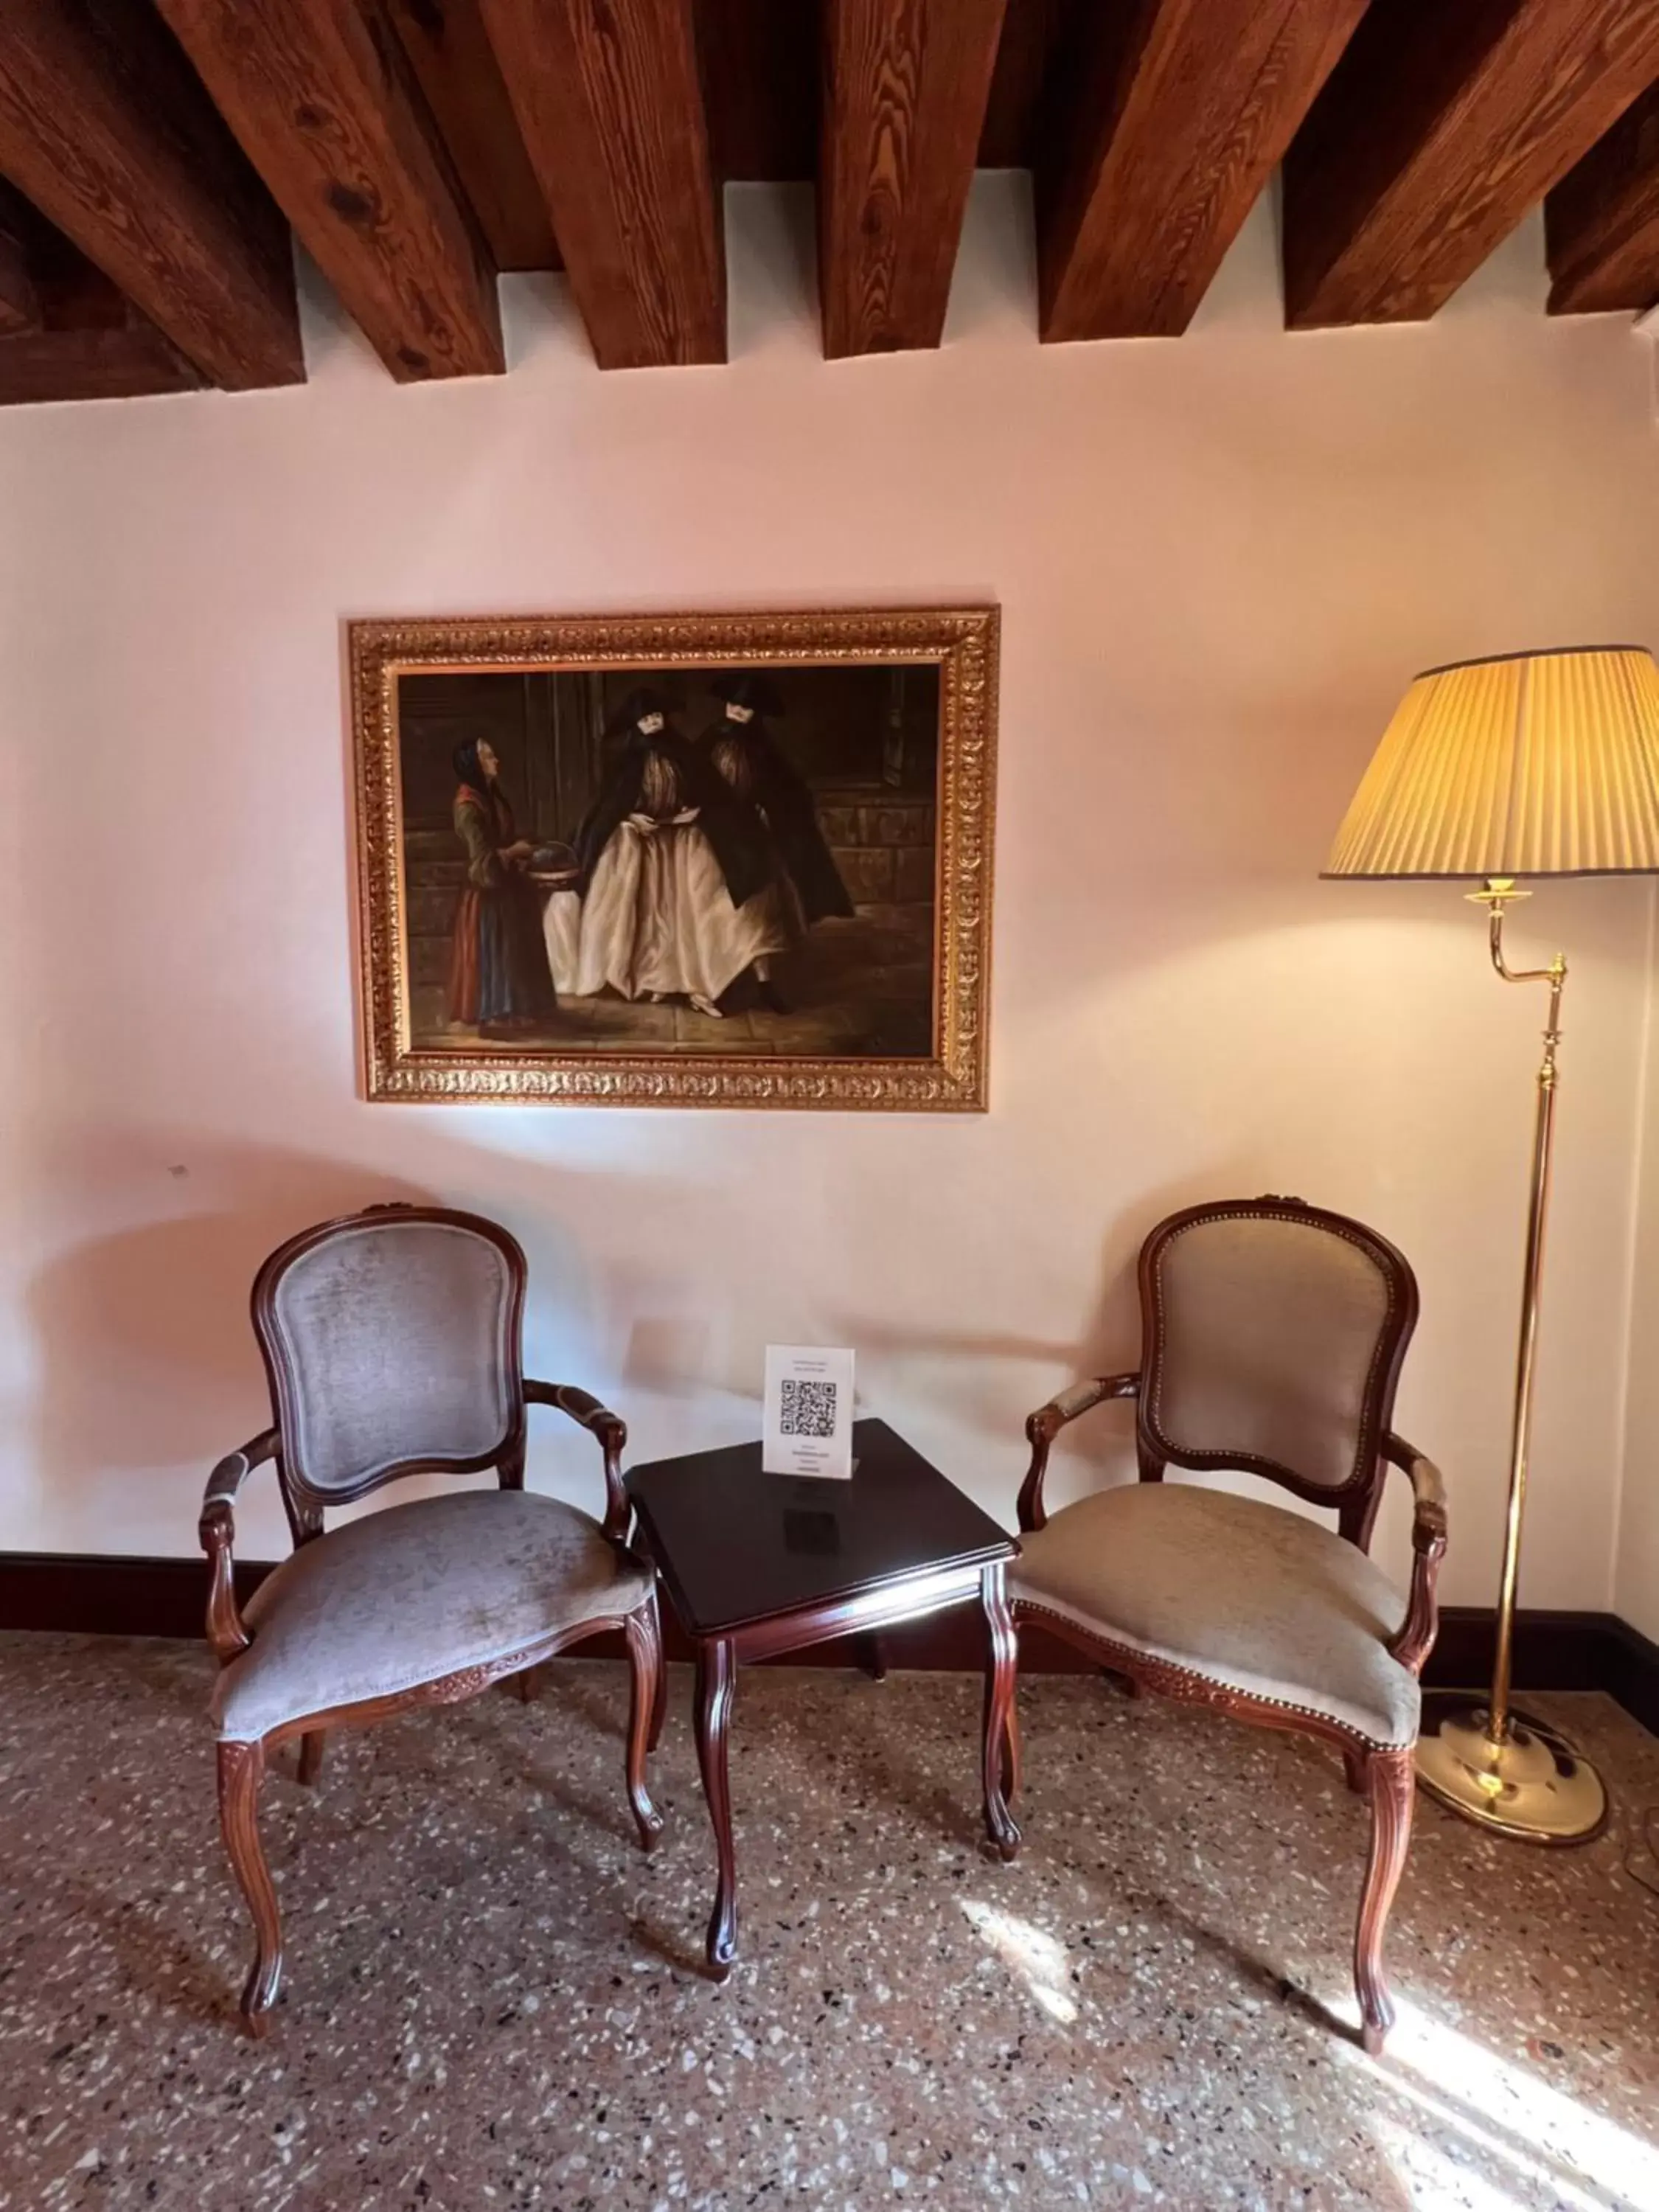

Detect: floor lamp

[1324,644,1659,1843]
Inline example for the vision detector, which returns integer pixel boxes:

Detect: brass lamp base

[1416,1694,1608,1843]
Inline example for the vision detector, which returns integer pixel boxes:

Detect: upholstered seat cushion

[212,1489,651,1742]
[1010,1483,1418,1748]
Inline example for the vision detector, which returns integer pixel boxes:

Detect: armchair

[200,1204,664,2037]
[995,1196,1447,2055]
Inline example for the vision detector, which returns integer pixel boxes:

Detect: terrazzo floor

[1,1636,1656,2212]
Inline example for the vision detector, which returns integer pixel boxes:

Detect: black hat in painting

[710,671,785,717]
[604,684,672,739]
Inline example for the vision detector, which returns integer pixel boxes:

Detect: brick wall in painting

[819,789,936,918]
[402,789,936,1040]
[404,830,465,1037]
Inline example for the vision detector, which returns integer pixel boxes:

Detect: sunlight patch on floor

[1371,2115,1565,2212]
[959,1899,1078,2025]
[1357,2002,1659,2212]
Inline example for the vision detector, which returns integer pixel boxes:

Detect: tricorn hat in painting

[710,671,785,717]
[604,684,672,739]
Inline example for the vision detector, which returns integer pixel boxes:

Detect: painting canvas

[350,611,997,1108]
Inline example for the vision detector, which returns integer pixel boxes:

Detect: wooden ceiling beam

[154,0,504,382]
[0,226,38,335]
[1037,0,1366,342]
[1546,83,1659,316]
[0,183,205,405]
[695,0,818,184]
[1283,0,1659,329]
[0,319,205,407]
[980,0,1074,170]
[478,0,725,368]
[381,0,560,271]
[0,0,302,389]
[820,0,1007,358]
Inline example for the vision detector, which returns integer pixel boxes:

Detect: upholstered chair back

[1136,1198,1416,1528]
[253,1206,526,1521]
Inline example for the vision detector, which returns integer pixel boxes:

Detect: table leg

[981,1562,1022,1862]
[694,1634,739,1978]
[647,1587,668,1752]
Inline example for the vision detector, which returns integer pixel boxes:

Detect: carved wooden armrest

[1018,1371,1140,1533]
[524,1380,630,1544]
[1382,1430,1447,1675]
[198,1428,279,1665]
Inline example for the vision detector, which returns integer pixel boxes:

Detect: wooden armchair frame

[999,1197,1447,2055]
[199,1205,664,2036]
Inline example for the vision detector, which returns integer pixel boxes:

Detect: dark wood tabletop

[625,1416,1015,1639]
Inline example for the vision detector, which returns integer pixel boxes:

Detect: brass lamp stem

[1416,875,1607,1840]
[1478,877,1565,1747]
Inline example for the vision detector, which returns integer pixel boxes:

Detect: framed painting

[349,608,998,1109]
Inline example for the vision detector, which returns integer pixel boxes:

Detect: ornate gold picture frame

[349,608,998,1109]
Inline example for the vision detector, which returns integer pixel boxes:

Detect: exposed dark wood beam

[382,0,560,271]
[1037,0,1366,342]
[0,319,205,407]
[1284,0,1659,329]
[821,0,1006,358]
[695,0,818,183]
[479,0,725,369]
[1547,82,1659,315]
[154,0,503,382]
[0,187,204,405]
[979,0,1076,168]
[0,0,302,389]
[0,225,37,335]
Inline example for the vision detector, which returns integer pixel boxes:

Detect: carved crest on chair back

[251,1204,530,1540]
[1135,1196,1419,1546]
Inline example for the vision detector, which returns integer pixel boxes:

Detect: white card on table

[762,1345,855,1479]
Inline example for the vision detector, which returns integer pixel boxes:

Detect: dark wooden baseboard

[0,1551,279,1641]
[1597,1613,1659,1738]
[2,1552,1655,1736]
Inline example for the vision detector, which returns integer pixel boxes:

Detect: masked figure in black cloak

[698,674,855,1009]
[446,736,558,1035]
[543,687,779,1019]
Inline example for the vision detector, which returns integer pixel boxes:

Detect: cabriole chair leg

[625,1600,665,1850]
[217,1739,283,2036]
[296,1731,327,1787]
[1354,1745,1415,2055]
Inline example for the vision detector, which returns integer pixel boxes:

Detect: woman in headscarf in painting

[543,686,782,1018]
[447,736,558,1036]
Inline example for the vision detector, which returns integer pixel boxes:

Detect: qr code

[779,1378,838,1439]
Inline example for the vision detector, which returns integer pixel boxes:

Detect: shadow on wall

[828,1168,1258,1472]
[24,1141,437,1495]
[21,1127,684,1535]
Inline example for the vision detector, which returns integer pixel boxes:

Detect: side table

[625,1419,1020,1978]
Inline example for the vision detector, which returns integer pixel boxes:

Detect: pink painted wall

[2,181,1656,1617]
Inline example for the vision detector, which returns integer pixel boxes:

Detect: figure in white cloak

[543,688,782,1018]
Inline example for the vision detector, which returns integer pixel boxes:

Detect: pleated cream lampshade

[1324,645,1659,880]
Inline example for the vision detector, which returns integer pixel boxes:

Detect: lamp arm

[1484,880,1566,1001]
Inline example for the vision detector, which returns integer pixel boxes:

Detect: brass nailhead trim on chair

[1011,1599,1411,1753]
